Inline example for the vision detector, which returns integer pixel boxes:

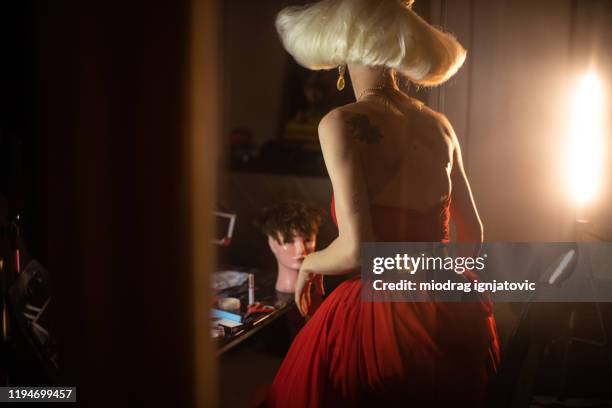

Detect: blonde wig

[276,0,466,86]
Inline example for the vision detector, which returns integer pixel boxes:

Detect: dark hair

[254,201,324,244]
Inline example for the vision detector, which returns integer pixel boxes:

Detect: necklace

[358,85,399,100]
[358,86,424,111]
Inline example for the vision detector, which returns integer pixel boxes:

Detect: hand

[294,269,325,318]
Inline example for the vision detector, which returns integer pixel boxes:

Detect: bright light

[567,72,605,205]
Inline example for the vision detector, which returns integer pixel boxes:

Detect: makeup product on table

[218,297,240,313]
[212,297,242,323]
[248,273,255,305]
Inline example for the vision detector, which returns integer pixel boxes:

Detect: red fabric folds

[264,196,500,407]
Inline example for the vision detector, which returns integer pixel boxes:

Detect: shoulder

[427,109,458,147]
[318,103,381,142]
[318,105,358,135]
[317,108,352,157]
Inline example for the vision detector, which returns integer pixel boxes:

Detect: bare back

[336,91,454,211]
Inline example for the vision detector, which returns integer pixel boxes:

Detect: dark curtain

[33,1,199,406]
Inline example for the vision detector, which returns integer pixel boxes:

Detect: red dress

[264,196,500,407]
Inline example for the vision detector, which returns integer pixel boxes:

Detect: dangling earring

[336,65,346,91]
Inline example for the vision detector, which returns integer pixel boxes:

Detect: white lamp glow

[567,72,605,206]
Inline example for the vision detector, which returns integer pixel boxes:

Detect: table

[214,267,295,355]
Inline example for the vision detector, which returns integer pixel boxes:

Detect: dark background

[1,0,207,406]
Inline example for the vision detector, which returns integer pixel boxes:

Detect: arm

[446,118,483,254]
[295,109,376,316]
[299,109,375,276]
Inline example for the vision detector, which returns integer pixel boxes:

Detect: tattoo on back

[345,114,382,144]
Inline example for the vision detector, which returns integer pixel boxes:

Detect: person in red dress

[265,0,500,406]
